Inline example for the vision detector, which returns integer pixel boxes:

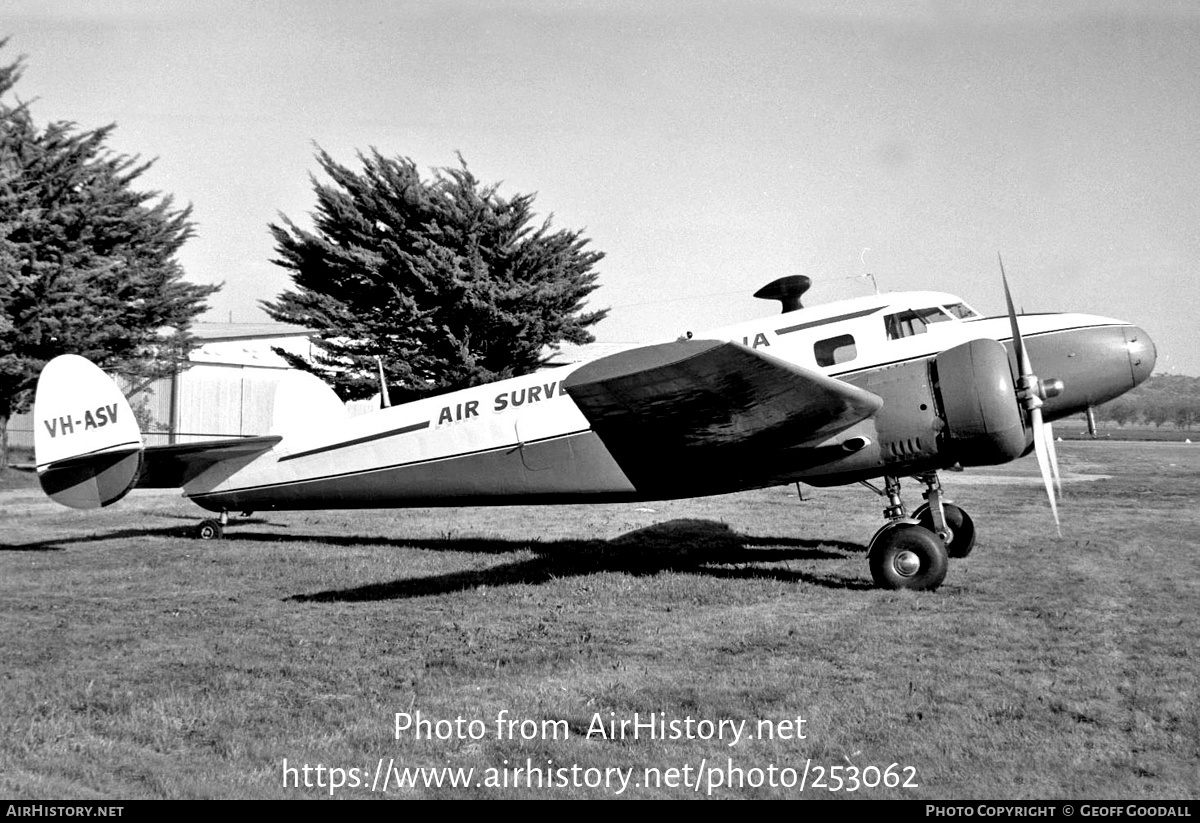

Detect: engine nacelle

[934,338,1027,466]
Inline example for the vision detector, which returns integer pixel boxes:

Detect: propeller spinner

[999,254,1064,536]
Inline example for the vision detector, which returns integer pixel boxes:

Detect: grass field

[1052,421,1199,443]
[1,441,1197,799]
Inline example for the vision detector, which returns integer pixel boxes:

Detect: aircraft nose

[1029,323,1155,420]
[1125,326,1155,387]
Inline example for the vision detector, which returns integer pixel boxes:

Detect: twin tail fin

[33,355,143,509]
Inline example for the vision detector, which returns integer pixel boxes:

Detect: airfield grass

[0,441,1197,800]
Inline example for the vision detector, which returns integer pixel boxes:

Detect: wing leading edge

[563,339,882,496]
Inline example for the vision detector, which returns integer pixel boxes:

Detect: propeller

[1044,420,1063,498]
[998,254,1064,536]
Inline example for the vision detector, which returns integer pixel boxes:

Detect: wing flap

[563,339,882,494]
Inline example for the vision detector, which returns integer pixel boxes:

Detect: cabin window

[814,334,857,367]
[884,307,952,340]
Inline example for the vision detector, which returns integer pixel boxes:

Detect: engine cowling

[934,338,1027,466]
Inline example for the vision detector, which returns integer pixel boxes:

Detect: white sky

[6,0,1199,373]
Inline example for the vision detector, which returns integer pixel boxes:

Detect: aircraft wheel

[196,519,224,540]
[869,524,948,591]
[912,502,976,559]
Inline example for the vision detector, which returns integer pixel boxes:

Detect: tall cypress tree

[0,41,218,463]
[264,148,607,402]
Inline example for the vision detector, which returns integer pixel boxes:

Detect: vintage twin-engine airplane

[33,266,1154,590]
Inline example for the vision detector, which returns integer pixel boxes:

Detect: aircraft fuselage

[184,290,1154,512]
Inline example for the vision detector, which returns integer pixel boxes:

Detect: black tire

[912,502,976,559]
[869,524,949,591]
[196,519,223,540]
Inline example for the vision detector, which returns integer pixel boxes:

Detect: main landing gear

[862,473,975,591]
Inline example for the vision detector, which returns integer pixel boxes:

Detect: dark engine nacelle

[934,338,1027,467]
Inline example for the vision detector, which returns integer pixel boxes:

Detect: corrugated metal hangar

[137,322,317,445]
[8,323,317,450]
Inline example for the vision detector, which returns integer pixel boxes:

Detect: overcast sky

[6,0,1199,373]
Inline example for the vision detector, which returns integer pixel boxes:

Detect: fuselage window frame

[814,333,858,367]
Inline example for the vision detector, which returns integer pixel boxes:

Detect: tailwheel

[196,519,224,540]
[868,523,949,591]
[912,502,976,559]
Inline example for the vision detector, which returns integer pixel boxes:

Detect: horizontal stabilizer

[34,355,144,509]
[138,436,282,488]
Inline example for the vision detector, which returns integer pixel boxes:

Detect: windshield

[884,307,953,339]
[943,302,980,319]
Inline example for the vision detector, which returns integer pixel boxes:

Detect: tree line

[0,40,216,463]
[1095,374,1200,430]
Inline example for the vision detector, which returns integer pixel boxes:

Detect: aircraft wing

[136,436,283,488]
[562,339,882,495]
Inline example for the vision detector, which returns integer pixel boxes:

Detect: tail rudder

[33,355,144,509]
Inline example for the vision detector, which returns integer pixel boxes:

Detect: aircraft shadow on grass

[287,518,874,601]
[2,517,872,594]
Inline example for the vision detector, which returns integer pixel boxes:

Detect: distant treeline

[1095,374,1200,429]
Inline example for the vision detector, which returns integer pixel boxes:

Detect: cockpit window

[815,334,857,367]
[943,302,979,320]
[884,307,952,340]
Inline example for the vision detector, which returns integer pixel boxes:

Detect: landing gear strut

[863,473,973,590]
[911,473,976,559]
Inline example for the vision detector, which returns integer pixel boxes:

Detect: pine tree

[0,41,218,463]
[264,148,607,402]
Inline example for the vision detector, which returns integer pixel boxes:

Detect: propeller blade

[999,253,1062,536]
[1031,408,1062,537]
[998,253,1033,378]
[1044,420,1063,499]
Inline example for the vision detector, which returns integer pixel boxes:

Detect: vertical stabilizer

[269,369,350,437]
[33,355,144,509]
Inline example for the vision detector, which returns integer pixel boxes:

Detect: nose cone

[1027,324,1156,421]
[1125,326,1155,387]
